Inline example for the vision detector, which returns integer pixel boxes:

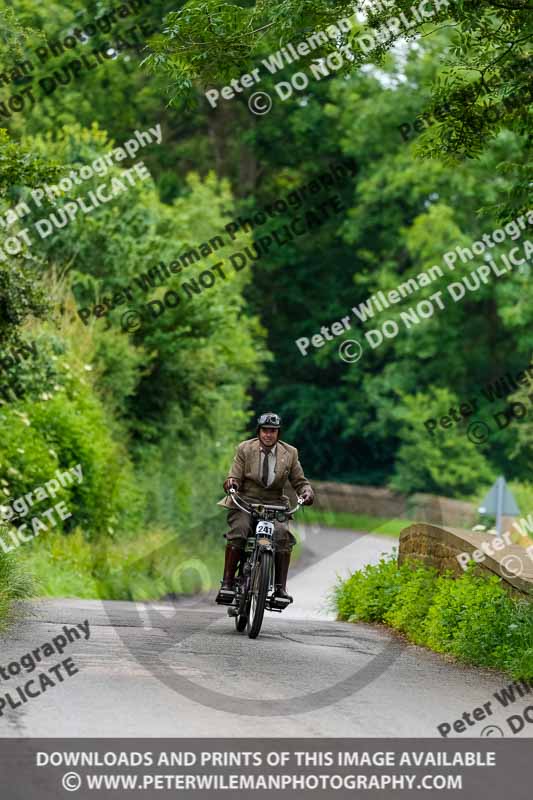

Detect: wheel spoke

[246,550,272,639]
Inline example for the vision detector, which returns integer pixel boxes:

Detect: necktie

[261,449,269,487]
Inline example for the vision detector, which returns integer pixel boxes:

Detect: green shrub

[334,553,533,679]
[384,562,440,644]
[502,600,533,678]
[424,570,518,667]
[334,551,406,622]
[0,332,64,402]
[92,331,146,417]
[0,364,142,539]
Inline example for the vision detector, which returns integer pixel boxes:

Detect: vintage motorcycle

[224,488,304,639]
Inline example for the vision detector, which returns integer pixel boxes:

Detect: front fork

[233,543,274,611]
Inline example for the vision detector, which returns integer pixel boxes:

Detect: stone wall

[313,481,477,529]
[398,523,533,600]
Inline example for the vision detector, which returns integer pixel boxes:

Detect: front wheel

[247,550,272,639]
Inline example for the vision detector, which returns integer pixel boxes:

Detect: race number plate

[256,521,274,537]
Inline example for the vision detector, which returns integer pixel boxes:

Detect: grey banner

[0,738,532,799]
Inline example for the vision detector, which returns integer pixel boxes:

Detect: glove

[300,487,314,506]
[223,478,240,493]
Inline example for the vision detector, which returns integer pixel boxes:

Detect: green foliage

[0,0,530,641]
[20,526,223,602]
[144,1,530,212]
[0,345,142,538]
[0,129,60,197]
[92,330,147,417]
[19,528,99,598]
[0,128,59,348]
[423,569,529,671]
[231,45,531,490]
[0,7,33,63]
[335,554,533,679]
[0,544,33,632]
[26,394,140,537]
[0,330,62,400]
[144,0,357,99]
[390,388,495,495]
[0,118,269,541]
[333,551,406,622]
[0,112,269,619]
[0,263,49,349]
[383,562,440,645]
[508,378,533,462]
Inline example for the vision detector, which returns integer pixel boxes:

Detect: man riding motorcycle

[216,413,314,605]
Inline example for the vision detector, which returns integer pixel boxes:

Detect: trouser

[225,509,297,554]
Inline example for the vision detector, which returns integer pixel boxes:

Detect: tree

[0,129,60,347]
[390,387,495,495]
[144,0,531,216]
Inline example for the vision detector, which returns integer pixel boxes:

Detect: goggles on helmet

[257,413,281,428]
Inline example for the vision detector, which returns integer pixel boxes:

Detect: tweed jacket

[217,437,313,509]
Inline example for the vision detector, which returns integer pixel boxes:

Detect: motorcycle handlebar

[228,489,252,515]
[228,488,304,516]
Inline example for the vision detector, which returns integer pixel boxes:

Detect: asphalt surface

[0,525,528,738]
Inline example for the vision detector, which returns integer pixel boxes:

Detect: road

[0,525,527,738]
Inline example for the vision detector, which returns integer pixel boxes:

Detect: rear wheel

[234,560,249,632]
[235,610,248,632]
[235,584,249,632]
[247,550,272,639]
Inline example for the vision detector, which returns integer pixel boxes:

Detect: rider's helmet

[256,412,282,434]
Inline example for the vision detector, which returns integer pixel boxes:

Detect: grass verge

[0,543,34,632]
[333,552,533,679]
[299,508,412,536]
[19,527,224,601]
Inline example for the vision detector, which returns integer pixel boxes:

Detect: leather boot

[274,550,293,602]
[215,545,242,604]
